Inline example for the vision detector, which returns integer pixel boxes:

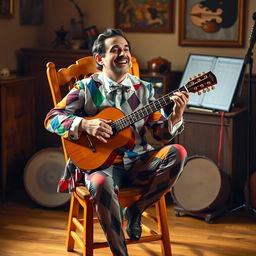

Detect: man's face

[100,36,131,76]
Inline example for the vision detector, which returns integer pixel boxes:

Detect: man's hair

[92,28,131,70]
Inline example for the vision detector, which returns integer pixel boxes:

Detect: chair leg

[83,198,94,256]
[156,196,172,256]
[66,193,80,251]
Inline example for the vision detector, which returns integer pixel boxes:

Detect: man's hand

[169,91,189,125]
[79,118,113,143]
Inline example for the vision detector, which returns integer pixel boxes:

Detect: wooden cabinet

[0,77,35,199]
[176,107,248,207]
[20,48,91,151]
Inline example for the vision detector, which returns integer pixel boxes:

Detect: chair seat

[75,186,144,208]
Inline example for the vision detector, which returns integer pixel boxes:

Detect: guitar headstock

[183,71,217,95]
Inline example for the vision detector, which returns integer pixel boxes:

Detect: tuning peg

[212,86,215,90]
[198,73,201,76]
[203,89,206,93]
[202,71,205,74]
[198,92,201,95]
[207,88,211,92]
[194,76,197,79]
[189,77,192,80]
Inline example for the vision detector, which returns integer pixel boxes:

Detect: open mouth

[115,58,129,65]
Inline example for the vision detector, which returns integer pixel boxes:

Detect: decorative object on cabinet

[0,68,11,78]
[52,26,72,49]
[179,0,245,47]
[115,0,174,33]
[84,25,99,50]
[0,0,13,18]
[69,0,92,50]
[0,77,35,200]
[69,0,85,37]
[20,0,44,25]
[147,56,171,74]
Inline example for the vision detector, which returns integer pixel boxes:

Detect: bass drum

[24,148,70,208]
[172,156,231,212]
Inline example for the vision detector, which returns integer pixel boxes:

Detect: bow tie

[110,84,130,93]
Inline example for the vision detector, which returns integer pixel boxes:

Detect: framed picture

[0,0,14,18]
[179,0,245,47]
[115,0,175,33]
[20,0,44,25]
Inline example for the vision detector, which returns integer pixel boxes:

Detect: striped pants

[83,144,187,256]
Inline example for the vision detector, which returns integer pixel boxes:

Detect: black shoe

[124,205,142,241]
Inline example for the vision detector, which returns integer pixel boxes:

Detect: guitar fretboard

[111,88,185,132]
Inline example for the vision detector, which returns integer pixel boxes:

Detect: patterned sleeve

[44,81,85,138]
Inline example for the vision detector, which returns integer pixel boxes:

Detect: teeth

[116,58,128,64]
[117,61,127,64]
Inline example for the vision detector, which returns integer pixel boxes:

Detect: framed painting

[0,0,14,18]
[20,0,44,25]
[115,0,175,33]
[179,0,246,47]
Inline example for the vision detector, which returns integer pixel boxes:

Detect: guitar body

[64,107,134,170]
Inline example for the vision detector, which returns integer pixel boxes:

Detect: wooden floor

[0,190,256,256]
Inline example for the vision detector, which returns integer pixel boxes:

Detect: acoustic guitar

[64,71,217,170]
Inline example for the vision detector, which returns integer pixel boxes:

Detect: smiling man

[45,28,189,256]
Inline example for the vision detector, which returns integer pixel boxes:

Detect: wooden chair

[46,56,172,256]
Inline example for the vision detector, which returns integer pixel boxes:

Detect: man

[45,28,189,256]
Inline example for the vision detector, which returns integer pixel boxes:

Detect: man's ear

[95,54,104,66]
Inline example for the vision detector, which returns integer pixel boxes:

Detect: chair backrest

[46,56,140,161]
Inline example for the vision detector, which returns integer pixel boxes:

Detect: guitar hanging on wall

[64,71,217,170]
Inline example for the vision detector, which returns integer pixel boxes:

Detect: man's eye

[111,48,119,53]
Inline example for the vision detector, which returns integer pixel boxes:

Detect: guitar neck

[111,87,186,132]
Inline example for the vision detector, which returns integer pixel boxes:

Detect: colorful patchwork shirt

[44,72,183,193]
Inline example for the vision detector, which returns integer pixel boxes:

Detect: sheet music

[202,57,244,111]
[179,54,244,111]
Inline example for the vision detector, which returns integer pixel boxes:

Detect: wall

[0,0,256,72]
[0,0,44,71]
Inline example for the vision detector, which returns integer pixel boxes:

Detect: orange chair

[46,56,172,256]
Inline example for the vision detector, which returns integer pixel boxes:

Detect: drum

[24,148,70,208]
[172,156,230,212]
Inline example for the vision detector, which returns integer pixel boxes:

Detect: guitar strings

[111,90,177,131]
